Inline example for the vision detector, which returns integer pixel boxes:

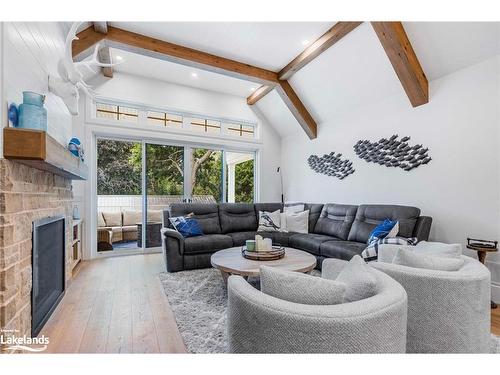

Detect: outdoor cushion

[102,211,122,227]
[123,210,142,226]
[313,204,358,240]
[228,231,257,247]
[183,234,233,255]
[169,203,221,234]
[121,225,137,233]
[260,266,346,305]
[147,209,163,223]
[219,203,257,233]
[97,212,106,227]
[289,233,338,256]
[348,205,420,243]
[320,240,366,261]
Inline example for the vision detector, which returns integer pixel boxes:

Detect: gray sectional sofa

[161,202,432,272]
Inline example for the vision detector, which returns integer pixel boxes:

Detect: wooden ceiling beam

[247,21,362,106]
[93,22,113,78]
[275,80,317,139]
[72,26,105,57]
[247,85,274,105]
[103,26,279,85]
[371,22,428,107]
[279,21,362,80]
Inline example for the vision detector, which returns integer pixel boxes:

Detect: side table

[466,237,497,309]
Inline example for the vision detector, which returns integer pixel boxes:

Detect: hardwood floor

[40,253,500,353]
[39,253,186,353]
[491,307,500,336]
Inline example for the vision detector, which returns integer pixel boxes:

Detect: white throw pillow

[414,241,462,258]
[284,202,305,214]
[260,266,346,305]
[281,210,309,234]
[257,210,281,232]
[336,255,378,302]
[393,248,464,271]
[387,221,399,238]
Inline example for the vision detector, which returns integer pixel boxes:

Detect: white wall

[2,22,72,147]
[281,56,500,286]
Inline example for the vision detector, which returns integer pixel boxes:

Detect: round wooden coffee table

[211,247,316,285]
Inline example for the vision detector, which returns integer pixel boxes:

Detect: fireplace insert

[32,215,65,337]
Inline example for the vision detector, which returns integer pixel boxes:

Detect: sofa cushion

[348,205,421,243]
[102,212,122,227]
[313,204,358,240]
[336,255,378,302]
[227,231,257,247]
[413,241,462,258]
[260,266,346,305]
[258,231,293,247]
[219,203,257,233]
[183,234,233,255]
[97,212,106,227]
[393,248,465,271]
[289,233,338,256]
[320,241,366,261]
[169,203,221,234]
[123,210,142,226]
[304,203,324,231]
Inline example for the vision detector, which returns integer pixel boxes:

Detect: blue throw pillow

[170,216,204,238]
[367,219,398,244]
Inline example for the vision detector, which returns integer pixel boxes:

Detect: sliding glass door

[144,143,185,251]
[95,137,256,256]
[96,139,143,253]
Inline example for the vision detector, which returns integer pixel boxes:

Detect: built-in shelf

[3,128,88,180]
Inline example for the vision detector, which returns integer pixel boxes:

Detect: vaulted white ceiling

[93,22,500,139]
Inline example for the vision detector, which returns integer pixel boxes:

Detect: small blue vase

[18,91,47,131]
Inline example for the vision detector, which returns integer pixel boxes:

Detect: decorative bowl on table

[241,245,285,261]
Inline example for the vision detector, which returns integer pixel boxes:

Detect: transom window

[225,123,255,139]
[147,111,183,128]
[96,103,138,122]
[94,101,256,140]
[190,118,221,134]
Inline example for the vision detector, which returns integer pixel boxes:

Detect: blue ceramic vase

[18,91,47,131]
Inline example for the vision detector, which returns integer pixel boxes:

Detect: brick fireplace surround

[0,159,73,351]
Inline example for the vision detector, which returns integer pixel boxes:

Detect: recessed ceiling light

[115,55,123,61]
[250,87,256,92]
[191,72,198,78]
[302,39,310,46]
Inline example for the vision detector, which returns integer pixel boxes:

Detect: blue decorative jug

[18,91,48,131]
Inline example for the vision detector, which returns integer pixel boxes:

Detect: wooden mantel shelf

[3,128,88,180]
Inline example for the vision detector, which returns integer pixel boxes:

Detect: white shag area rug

[159,267,500,354]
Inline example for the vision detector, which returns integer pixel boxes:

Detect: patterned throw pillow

[367,219,399,244]
[169,215,203,238]
[362,236,417,261]
[257,210,281,232]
